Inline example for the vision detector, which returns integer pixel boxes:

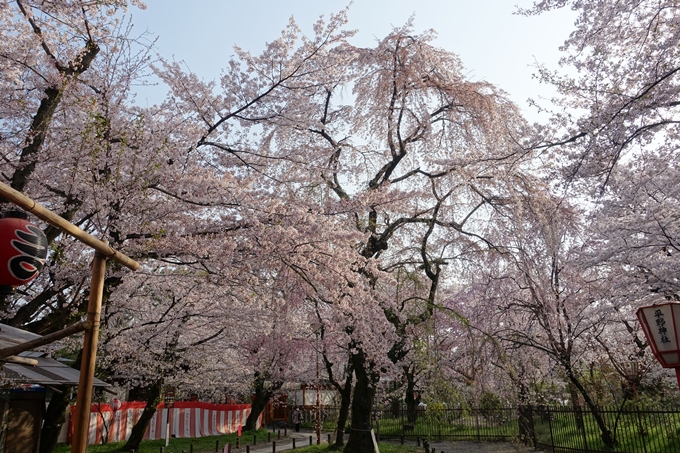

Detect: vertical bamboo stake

[71,251,107,453]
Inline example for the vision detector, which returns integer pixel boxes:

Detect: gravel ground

[417,440,532,453]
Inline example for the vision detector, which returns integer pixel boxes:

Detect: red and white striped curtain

[69,401,257,445]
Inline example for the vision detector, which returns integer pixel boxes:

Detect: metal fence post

[375,414,380,442]
[636,404,648,453]
[401,407,405,437]
[547,407,555,453]
[583,414,590,453]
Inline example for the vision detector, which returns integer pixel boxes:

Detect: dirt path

[419,440,532,453]
[234,432,533,453]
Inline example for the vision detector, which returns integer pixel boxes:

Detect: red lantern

[111,398,121,412]
[0,211,48,294]
[636,301,680,390]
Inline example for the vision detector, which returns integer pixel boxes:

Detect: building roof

[0,323,109,387]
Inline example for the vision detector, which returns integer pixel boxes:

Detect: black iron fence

[372,407,517,442]
[531,405,680,453]
[302,405,680,452]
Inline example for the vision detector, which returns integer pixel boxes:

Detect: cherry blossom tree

[313,298,354,447]
[0,2,188,449]
[524,0,680,187]
[578,146,680,402]
[525,0,680,401]
[0,3,331,450]
[0,0,173,335]
[472,177,624,446]
[157,7,537,449]
[10,4,665,453]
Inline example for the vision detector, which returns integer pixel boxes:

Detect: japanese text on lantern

[655,309,671,344]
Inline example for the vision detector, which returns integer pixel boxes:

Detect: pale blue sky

[130,1,575,120]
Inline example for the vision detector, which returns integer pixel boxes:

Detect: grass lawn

[54,429,269,453]
[375,412,517,441]
[533,410,680,453]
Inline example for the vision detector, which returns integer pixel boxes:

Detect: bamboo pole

[0,183,141,452]
[0,321,91,358]
[0,181,139,271]
[71,251,107,453]
[1,355,39,366]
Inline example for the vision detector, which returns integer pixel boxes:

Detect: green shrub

[479,391,502,422]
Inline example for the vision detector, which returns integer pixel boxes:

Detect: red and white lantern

[111,398,121,412]
[0,211,48,294]
[636,301,680,389]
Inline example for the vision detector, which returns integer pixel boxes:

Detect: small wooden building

[264,381,339,428]
[0,324,108,453]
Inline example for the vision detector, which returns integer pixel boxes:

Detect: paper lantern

[0,211,48,293]
[637,301,680,390]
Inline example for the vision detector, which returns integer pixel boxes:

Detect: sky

[129,0,576,120]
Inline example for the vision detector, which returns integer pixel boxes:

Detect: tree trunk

[568,382,585,431]
[123,381,162,452]
[9,38,99,194]
[516,382,534,447]
[404,366,419,423]
[333,371,353,447]
[244,372,283,431]
[517,405,535,447]
[40,349,83,453]
[566,369,616,448]
[244,398,267,431]
[39,385,72,453]
[343,351,377,453]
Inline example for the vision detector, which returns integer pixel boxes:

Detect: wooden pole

[71,251,107,453]
[0,181,139,271]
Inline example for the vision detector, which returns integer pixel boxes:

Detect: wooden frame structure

[0,181,140,453]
